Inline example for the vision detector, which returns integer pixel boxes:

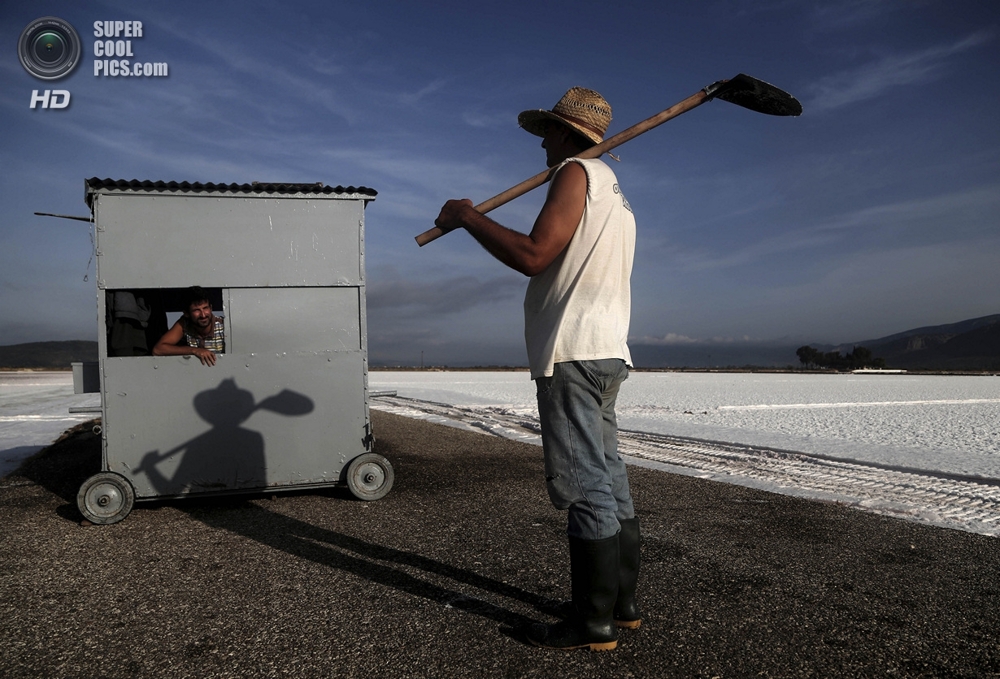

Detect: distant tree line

[796,345,886,371]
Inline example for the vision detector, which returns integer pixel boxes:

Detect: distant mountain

[846,315,1000,349]
[837,314,1000,371]
[0,341,98,369]
[631,314,1000,371]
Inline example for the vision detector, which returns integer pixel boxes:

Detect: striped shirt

[184,316,225,353]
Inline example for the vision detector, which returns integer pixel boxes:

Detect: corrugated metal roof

[85,178,377,205]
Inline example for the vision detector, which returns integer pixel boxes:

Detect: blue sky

[2,0,997,366]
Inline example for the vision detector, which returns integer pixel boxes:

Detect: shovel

[415,74,801,247]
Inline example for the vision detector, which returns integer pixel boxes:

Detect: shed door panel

[102,353,368,499]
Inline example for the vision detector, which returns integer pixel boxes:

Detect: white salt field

[0,372,100,478]
[368,371,1000,536]
[3,370,999,535]
[369,371,1000,474]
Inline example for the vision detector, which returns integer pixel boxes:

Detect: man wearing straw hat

[435,87,640,651]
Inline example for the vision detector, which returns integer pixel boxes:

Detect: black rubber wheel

[77,472,135,524]
[345,453,394,501]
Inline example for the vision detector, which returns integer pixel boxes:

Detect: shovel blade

[710,73,802,116]
[256,389,315,416]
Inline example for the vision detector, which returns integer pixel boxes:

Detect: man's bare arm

[434,161,587,277]
[152,322,217,366]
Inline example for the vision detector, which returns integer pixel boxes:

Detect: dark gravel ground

[1,410,999,678]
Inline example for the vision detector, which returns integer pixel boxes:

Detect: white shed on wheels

[74,178,392,524]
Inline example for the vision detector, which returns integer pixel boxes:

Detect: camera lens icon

[18,17,81,80]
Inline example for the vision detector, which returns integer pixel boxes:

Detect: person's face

[541,121,577,167]
[187,300,213,328]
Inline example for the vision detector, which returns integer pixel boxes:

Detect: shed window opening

[106,287,224,358]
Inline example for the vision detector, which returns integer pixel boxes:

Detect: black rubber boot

[545,518,642,629]
[614,517,642,629]
[527,534,619,651]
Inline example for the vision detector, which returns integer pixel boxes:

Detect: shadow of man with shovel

[137,378,313,496]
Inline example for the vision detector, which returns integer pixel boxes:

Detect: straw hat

[518,87,612,145]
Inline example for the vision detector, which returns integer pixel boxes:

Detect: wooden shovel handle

[416,89,710,247]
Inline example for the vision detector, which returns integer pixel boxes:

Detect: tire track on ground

[371,395,1000,536]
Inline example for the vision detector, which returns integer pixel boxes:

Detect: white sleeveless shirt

[523,158,635,379]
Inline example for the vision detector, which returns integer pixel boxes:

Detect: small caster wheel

[77,472,135,525]
[345,453,394,501]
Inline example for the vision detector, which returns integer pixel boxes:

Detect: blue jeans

[535,359,635,540]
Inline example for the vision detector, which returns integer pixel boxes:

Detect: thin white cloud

[367,274,523,316]
[631,333,767,346]
[462,110,513,129]
[658,229,836,274]
[809,0,917,30]
[319,147,504,199]
[807,30,993,112]
[657,181,1000,274]
[631,333,698,345]
[812,184,1000,234]
[122,5,364,125]
[399,79,447,106]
